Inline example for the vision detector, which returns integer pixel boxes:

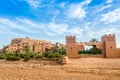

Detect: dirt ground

[0,58,120,80]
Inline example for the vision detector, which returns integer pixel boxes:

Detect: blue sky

[0,0,120,48]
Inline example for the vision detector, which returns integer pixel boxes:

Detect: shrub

[0,54,6,59]
[6,56,20,61]
[19,53,25,58]
[47,53,63,58]
[5,51,15,57]
[15,53,21,57]
[79,48,102,54]
[0,49,6,54]
[90,48,101,54]
[59,49,66,55]
[54,53,61,58]
[59,53,63,58]
[28,52,35,58]
[43,51,53,57]
[34,54,43,58]
[23,55,30,62]
[47,53,56,58]
[79,50,86,54]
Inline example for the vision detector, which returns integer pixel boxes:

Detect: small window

[71,47,72,50]
[111,47,112,49]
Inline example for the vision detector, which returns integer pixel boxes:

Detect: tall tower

[102,34,117,58]
[66,36,79,58]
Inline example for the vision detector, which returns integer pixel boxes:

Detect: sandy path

[0,58,120,80]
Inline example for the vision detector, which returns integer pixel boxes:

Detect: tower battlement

[66,36,76,43]
[66,36,76,38]
[102,34,115,42]
[101,34,117,58]
[66,36,79,58]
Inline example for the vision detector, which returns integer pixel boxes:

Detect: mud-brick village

[0,0,120,80]
[0,34,120,80]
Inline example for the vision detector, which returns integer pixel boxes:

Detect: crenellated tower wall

[101,34,117,58]
[66,36,79,58]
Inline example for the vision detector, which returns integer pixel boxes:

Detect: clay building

[56,42,65,49]
[66,34,120,58]
[4,37,54,53]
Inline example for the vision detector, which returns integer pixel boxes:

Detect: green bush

[28,52,35,58]
[47,53,63,58]
[34,54,43,58]
[54,53,63,58]
[59,49,66,55]
[43,51,53,57]
[58,54,64,58]
[19,53,25,58]
[6,56,20,61]
[5,51,15,57]
[23,55,30,62]
[0,49,6,54]
[0,54,6,59]
[89,48,101,54]
[15,53,21,57]
[47,53,56,58]
[79,48,101,54]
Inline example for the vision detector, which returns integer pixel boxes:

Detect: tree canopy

[90,38,98,42]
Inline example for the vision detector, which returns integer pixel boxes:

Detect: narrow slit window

[111,46,112,49]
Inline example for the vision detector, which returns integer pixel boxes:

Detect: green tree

[59,48,66,55]
[53,46,60,53]
[23,45,30,54]
[90,38,98,42]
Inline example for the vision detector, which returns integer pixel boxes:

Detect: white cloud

[106,0,113,3]
[66,0,91,19]
[0,18,68,36]
[100,8,120,24]
[101,27,117,34]
[0,18,25,31]
[0,18,41,35]
[44,22,83,37]
[67,4,86,19]
[81,0,91,6]
[68,27,83,35]
[59,2,65,8]
[0,17,83,37]
[0,25,24,36]
[26,0,41,8]
[98,5,111,12]
[45,22,68,36]
[51,10,59,22]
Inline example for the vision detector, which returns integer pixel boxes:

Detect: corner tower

[66,36,79,58]
[102,34,117,58]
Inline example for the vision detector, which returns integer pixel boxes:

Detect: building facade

[66,34,120,58]
[3,37,54,53]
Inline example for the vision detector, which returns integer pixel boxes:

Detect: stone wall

[116,48,120,58]
[66,36,103,58]
[66,34,120,58]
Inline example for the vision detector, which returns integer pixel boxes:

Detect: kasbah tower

[66,34,120,58]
